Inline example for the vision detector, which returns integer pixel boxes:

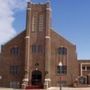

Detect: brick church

[0,1,90,89]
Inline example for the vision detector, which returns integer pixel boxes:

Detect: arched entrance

[31,69,42,85]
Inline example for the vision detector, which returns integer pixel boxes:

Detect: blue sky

[1,0,90,59]
[52,0,90,59]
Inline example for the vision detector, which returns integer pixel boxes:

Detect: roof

[51,29,76,47]
[78,59,90,63]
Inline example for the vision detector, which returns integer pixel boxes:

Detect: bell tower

[22,0,52,88]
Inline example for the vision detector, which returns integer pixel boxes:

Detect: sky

[0,0,90,59]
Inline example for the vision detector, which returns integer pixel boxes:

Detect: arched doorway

[31,69,42,85]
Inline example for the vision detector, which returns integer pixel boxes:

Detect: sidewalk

[48,87,90,90]
[0,87,90,90]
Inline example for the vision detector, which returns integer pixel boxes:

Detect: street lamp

[58,62,62,90]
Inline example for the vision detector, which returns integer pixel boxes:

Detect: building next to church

[0,1,90,89]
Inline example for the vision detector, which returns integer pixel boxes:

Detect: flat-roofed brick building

[78,60,90,86]
[0,1,89,89]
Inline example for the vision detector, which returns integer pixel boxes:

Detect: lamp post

[58,62,62,90]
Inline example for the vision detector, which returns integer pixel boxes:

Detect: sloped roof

[3,30,26,46]
[2,29,76,48]
[51,29,76,47]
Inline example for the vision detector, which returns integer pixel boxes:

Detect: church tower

[0,0,79,88]
[22,0,52,88]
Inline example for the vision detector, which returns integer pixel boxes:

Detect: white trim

[44,78,51,89]
[23,78,29,82]
[25,36,30,38]
[45,36,50,39]
[45,78,51,82]
[46,8,52,11]
[81,63,83,76]
[80,63,90,76]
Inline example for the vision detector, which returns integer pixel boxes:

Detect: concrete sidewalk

[48,87,90,90]
[0,87,90,90]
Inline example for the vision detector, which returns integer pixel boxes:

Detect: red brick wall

[0,31,26,87]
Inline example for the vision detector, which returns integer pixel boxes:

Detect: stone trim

[46,8,52,11]
[25,36,30,38]
[45,36,50,39]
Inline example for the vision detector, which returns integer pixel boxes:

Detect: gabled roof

[2,29,76,48]
[3,30,26,46]
[51,29,76,47]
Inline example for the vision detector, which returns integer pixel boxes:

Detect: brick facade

[0,1,89,89]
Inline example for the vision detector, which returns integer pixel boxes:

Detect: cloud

[0,0,28,46]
